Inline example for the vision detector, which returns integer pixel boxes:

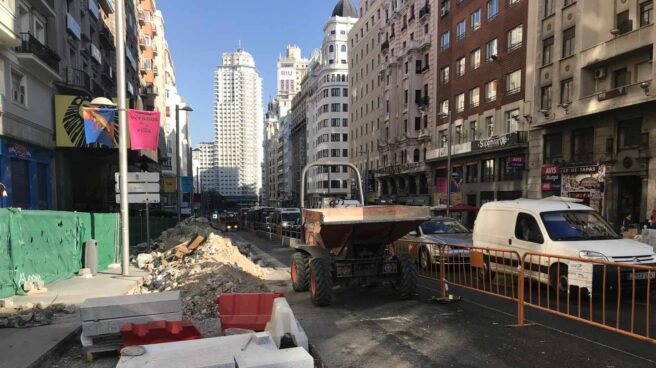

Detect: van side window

[514,213,544,244]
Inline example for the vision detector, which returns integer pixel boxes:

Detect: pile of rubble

[132,233,271,322]
[0,303,77,328]
[155,216,215,251]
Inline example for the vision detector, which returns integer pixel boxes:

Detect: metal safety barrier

[393,242,656,345]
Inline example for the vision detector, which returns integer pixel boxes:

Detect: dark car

[396,217,473,270]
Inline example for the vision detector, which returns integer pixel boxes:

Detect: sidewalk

[0,266,148,368]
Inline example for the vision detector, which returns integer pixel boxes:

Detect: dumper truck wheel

[291,252,310,292]
[309,258,333,306]
[392,255,417,300]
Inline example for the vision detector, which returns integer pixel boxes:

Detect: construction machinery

[290,162,430,306]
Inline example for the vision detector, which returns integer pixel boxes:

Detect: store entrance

[617,175,642,227]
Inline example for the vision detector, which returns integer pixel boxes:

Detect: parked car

[396,217,473,270]
[473,198,656,294]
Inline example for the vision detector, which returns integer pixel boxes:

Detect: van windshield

[282,213,300,223]
[540,211,620,241]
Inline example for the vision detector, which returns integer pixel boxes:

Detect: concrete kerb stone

[81,312,183,337]
[80,291,181,321]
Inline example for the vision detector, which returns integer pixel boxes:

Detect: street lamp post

[358,147,370,205]
[438,111,452,216]
[175,104,193,222]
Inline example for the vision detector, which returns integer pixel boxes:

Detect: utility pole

[175,104,193,222]
[115,0,129,276]
[438,111,452,216]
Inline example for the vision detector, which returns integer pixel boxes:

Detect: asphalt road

[230,230,656,368]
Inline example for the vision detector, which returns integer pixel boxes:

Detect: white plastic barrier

[265,297,309,352]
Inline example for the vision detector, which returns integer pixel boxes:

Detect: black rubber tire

[392,254,418,300]
[550,263,569,294]
[291,252,310,292]
[309,258,333,306]
[419,246,430,271]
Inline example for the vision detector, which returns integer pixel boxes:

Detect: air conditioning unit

[594,68,607,80]
[615,149,643,173]
[440,7,448,16]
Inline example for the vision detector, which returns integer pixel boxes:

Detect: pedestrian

[651,209,656,229]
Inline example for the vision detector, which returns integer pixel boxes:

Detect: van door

[512,212,546,278]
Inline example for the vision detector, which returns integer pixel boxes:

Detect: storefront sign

[561,165,606,212]
[506,156,525,168]
[163,177,177,193]
[8,143,31,159]
[472,132,521,152]
[541,165,561,192]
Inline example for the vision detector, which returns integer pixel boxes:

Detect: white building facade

[214,49,263,205]
[306,1,358,207]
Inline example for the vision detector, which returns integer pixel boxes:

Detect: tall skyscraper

[213,49,263,205]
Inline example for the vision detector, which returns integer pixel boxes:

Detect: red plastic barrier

[215,293,285,334]
[121,320,202,347]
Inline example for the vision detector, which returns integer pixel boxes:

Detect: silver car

[397,217,473,270]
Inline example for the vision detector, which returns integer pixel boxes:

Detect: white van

[473,198,656,294]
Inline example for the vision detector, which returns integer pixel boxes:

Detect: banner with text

[128,110,160,150]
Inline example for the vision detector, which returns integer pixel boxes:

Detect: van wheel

[291,252,310,292]
[549,264,569,294]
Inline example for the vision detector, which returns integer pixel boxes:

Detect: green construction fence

[0,209,120,298]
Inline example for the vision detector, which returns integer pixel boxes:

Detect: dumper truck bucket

[302,205,430,250]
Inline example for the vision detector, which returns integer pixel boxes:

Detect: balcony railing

[65,67,91,92]
[416,96,429,109]
[15,33,60,71]
[381,40,390,52]
[419,4,431,19]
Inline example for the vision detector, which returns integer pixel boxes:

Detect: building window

[471,8,481,31]
[488,0,499,20]
[413,149,420,162]
[485,116,494,137]
[505,109,520,133]
[572,128,594,162]
[456,57,465,77]
[415,117,421,131]
[329,45,334,53]
[613,68,630,88]
[11,70,26,106]
[440,100,449,113]
[543,133,563,163]
[439,129,448,148]
[455,93,465,112]
[564,0,575,6]
[507,25,523,51]
[341,45,347,52]
[440,65,450,84]
[470,87,480,107]
[331,103,341,112]
[331,88,341,97]
[541,85,552,110]
[562,27,575,58]
[486,38,498,61]
[485,80,497,101]
[466,164,479,183]
[501,157,523,181]
[481,159,495,182]
[440,31,450,50]
[618,118,642,149]
[470,48,481,69]
[544,0,554,16]
[542,37,554,66]
[560,78,573,105]
[456,20,466,40]
[469,121,478,141]
[505,69,522,95]
[616,10,633,35]
[641,1,653,26]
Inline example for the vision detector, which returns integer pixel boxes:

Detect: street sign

[114,172,159,183]
[115,182,160,193]
[115,194,161,204]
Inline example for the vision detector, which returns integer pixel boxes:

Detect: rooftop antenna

[237,40,242,51]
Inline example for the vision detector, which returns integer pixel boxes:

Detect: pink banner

[128,109,160,150]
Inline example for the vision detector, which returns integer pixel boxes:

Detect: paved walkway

[0,266,147,368]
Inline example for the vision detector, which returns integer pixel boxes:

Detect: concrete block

[116,334,251,368]
[0,298,14,309]
[80,291,180,321]
[82,312,182,337]
[235,346,314,368]
[264,298,309,351]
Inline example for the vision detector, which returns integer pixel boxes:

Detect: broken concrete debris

[0,303,77,328]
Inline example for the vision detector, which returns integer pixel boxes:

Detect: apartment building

[305,0,358,208]
[263,98,280,206]
[426,0,528,220]
[350,0,436,205]
[525,0,656,226]
[214,49,263,206]
[196,141,215,193]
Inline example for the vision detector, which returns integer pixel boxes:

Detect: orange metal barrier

[393,241,656,345]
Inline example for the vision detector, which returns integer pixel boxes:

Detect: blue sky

[157,0,357,147]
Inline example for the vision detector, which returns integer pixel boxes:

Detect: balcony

[419,4,431,20]
[140,84,159,96]
[15,33,61,81]
[27,0,56,17]
[102,63,114,83]
[97,0,114,13]
[416,96,429,110]
[64,67,92,93]
[66,13,81,40]
[100,27,114,47]
[580,23,653,68]
[91,43,102,64]
[419,34,431,50]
